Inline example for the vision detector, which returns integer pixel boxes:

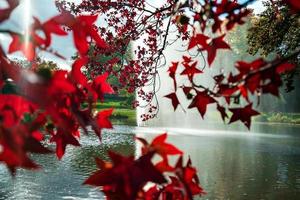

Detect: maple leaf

[212,0,250,32]
[0,0,19,23]
[0,142,40,175]
[95,108,114,139]
[53,12,108,55]
[262,83,280,96]
[180,61,203,80]
[8,14,68,61]
[0,95,52,174]
[229,103,260,129]
[84,151,166,200]
[155,159,175,172]
[136,133,183,161]
[0,124,51,174]
[91,72,114,101]
[148,133,183,158]
[225,9,250,31]
[238,84,249,101]
[0,94,36,127]
[245,74,261,94]
[142,185,161,200]
[70,56,89,87]
[217,104,228,122]
[182,55,192,63]
[235,59,265,75]
[164,92,180,111]
[50,129,81,160]
[204,35,231,66]
[8,33,44,61]
[48,70,76,96]
[164,156,206,199]
[188,33,209,50]
[181,86,194,99]
[168,62,179,90]
[276,62,295,74]
[188,34,230,65]
[188,91,216,118]
[32,16,68,47]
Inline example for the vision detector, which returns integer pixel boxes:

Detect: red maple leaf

[0,142,40,174]
[0,95,53,173]
[84,151,166,200]
[217,104,228,122]
[188,91,216,118]
[181,86,194,100]
[229,103,260,129]
[136,133,183,161]
[164,92,180,111]
[95,108,114,139]
[8,33,44,61]
[162,156,205,199]
[188,34,230,65]
[155,159,175,173]
[8,14,68,61]
[168,62,179,90]
[53,12,108,55]
[276,62,295,74]
[70,56,89,87]
[50,129,80,160]
[0,0,19,23]
[245,74,261,95]
[235,59,265,75]
[32,16,68,47]
[180,61,203,80]
[142,185,161,200]
[188,33,209,50]
[91,72,114,101]
[203,35,231,66]
[182,55,192,63]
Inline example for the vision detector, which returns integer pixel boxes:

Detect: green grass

[261,112,300,124]
[94,101,129,109]
[109,109,136,125]
[95,101,136,126]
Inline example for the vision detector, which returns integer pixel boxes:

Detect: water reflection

[136,124,300,200]
[0,131,135,200]
[0,125,300,199]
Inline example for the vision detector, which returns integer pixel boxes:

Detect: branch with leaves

[0,0,299,199]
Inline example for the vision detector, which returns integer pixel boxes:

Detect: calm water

[0,124,300,199]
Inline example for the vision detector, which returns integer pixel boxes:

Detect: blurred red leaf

[84,151,166,200]
[0,0,19,23]
[229,103,260,129]
[164,92,180,111]
[188,91,216,118]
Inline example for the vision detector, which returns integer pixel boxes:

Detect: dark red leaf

[276,62,295,74]
[180,61,203,79]
[217,104,228,122]
[188,91,216,118]
[168,62,179,90]
[188,34,209,50]
[229,103,260,129]
[164,92,180,111]
[91,72,114,101]
[84,151,166,200]
[0,0,19,23]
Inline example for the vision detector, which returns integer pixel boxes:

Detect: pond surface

[0,124,300,199]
